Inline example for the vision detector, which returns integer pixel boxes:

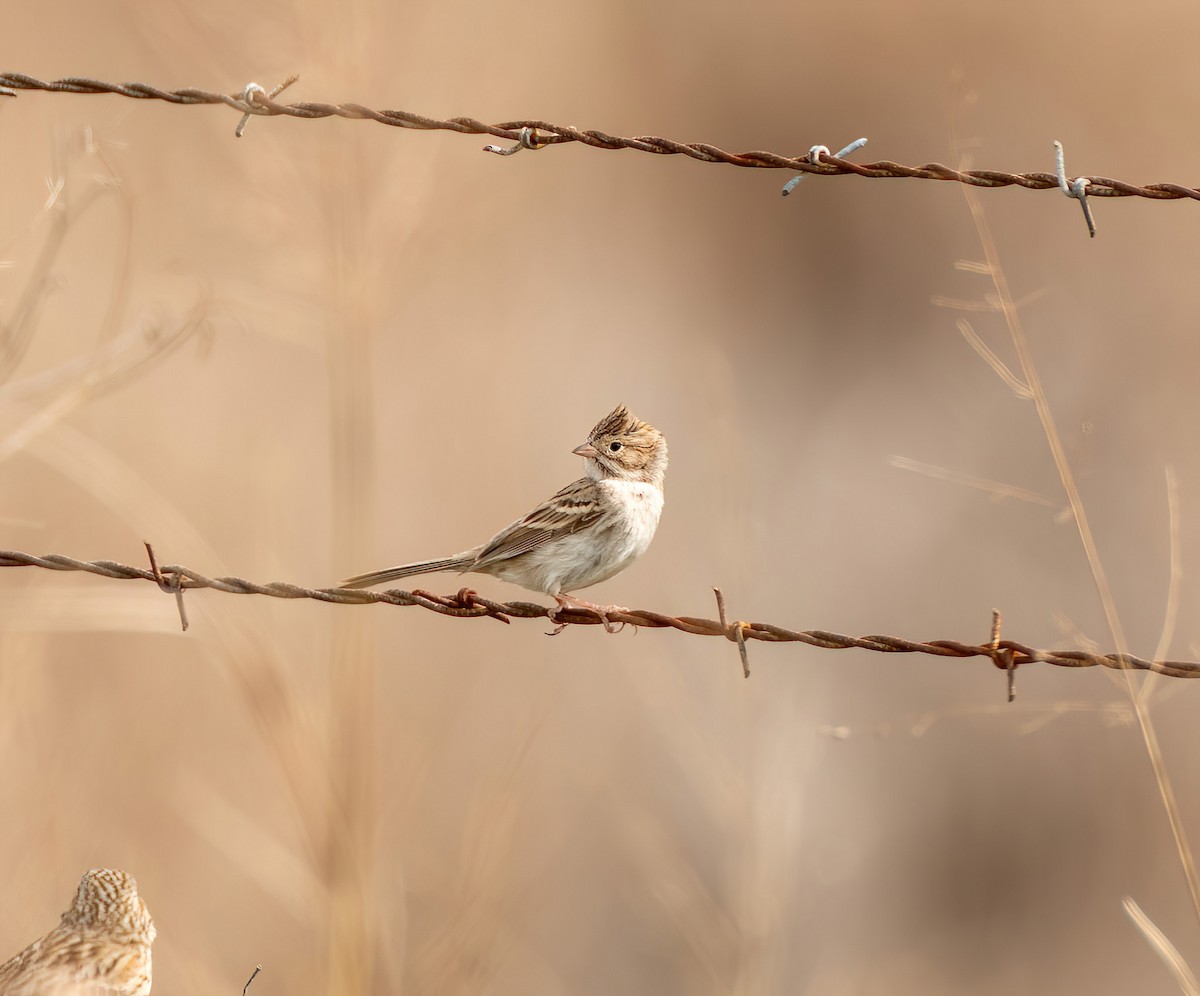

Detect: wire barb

[2,74,1197,205]
[483,126,544,156]
[144,541,188,632]
[3,549,1199,679]
[713,587,751,678]
[989,608,1017,702]
[1054,140,1097,237]
[782,137,868,196]
[235,74,299,137]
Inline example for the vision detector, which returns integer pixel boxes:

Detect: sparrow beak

[573,441,599,459]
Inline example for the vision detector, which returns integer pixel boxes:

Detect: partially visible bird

[0,869,156,996]
[341,404,667,628]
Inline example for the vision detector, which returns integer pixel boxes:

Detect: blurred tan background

[3,0,1200,992]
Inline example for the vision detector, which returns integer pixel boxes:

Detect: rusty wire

[2,549,1197,681]
[2,72,1199,203]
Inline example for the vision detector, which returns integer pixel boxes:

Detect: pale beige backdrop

[2,0,1199,993]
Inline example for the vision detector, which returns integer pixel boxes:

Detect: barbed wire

[3,73,1198,204]
[2,549,1196,685]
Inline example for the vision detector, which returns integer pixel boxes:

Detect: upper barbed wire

[2,549,1197,681]
[3,73,1199,202]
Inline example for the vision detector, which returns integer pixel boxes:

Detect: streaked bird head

[64,869,156,943]
[573,405,667,486]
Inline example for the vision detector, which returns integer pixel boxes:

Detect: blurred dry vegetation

[3,0,1200,993]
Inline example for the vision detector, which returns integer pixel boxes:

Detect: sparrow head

[64,869,156,941]
[573,405,668,486]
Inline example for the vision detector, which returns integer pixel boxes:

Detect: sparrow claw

[546,600,568,636]
[603,604,632,634]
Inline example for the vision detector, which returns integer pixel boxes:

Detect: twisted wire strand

[2,73,1198,201]
[2,550,1196,678]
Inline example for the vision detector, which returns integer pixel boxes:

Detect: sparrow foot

[547,594,628,635]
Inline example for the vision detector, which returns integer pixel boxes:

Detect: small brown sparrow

[342,405,667,626]
[0,869,155,996]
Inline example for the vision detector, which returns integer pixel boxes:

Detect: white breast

[602,479,664,561]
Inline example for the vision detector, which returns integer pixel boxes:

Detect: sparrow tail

[339,557,474,590]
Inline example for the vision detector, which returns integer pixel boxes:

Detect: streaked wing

[471,477,603,571]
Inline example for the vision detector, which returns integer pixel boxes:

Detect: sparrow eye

[609,441,623,452]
